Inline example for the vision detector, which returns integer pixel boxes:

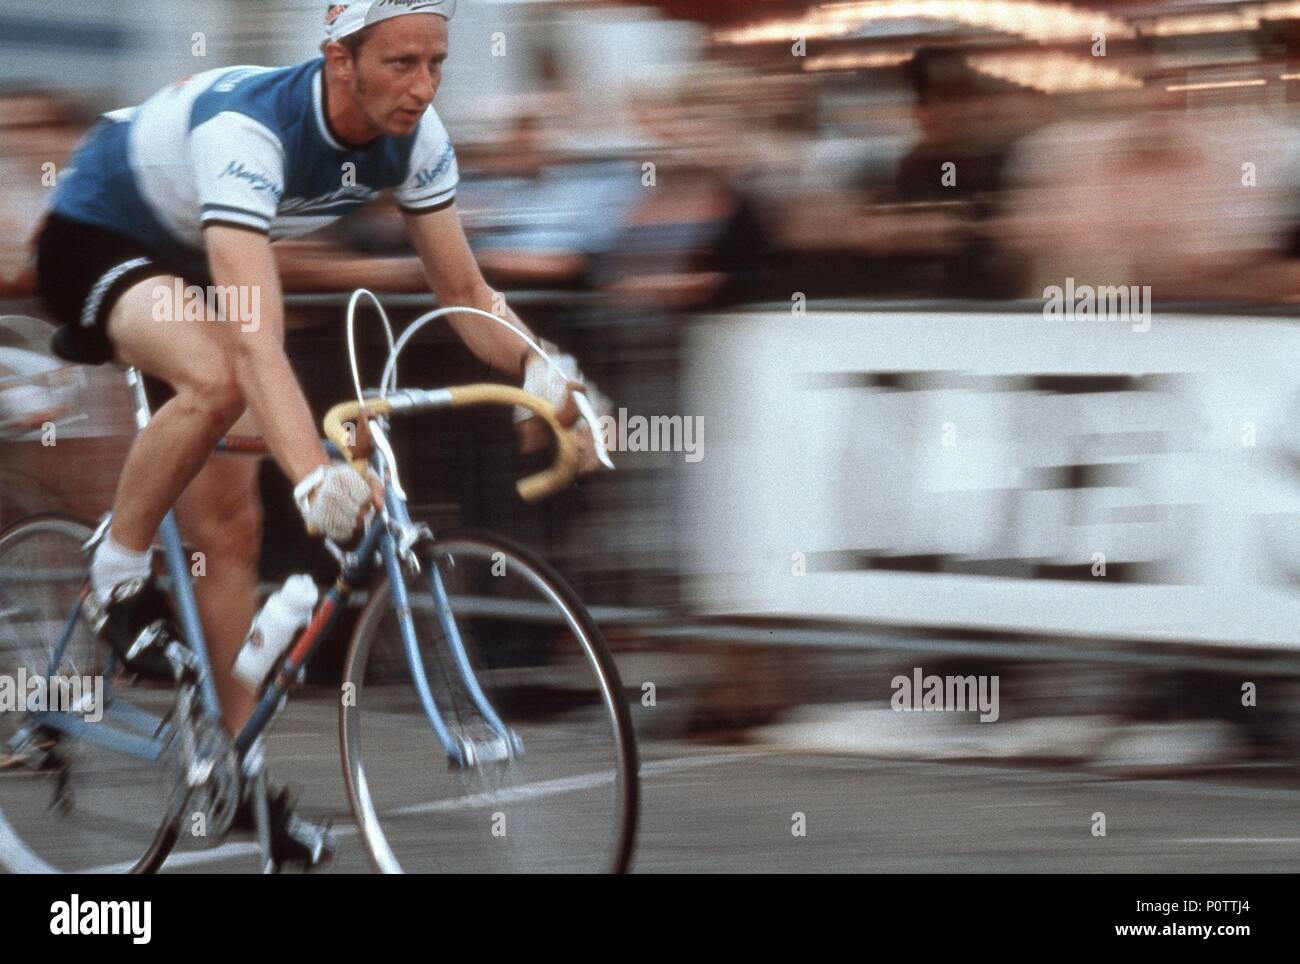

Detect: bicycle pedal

[162,640,199,680]
[79,588,108,637]
[126,622,168,663]
[272,818,337,873]
[303,822,338,869]
[78,584,166,656]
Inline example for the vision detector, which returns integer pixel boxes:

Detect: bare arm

[402,205,535,378]
[204,225,329,485]
[403,204,604,471]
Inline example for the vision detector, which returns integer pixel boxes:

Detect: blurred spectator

[856,48,1045,298]
[0,347,67,437]
[1000,87,1300,302]
[593,83,776,311]
[0,90,86,296]
[596,161,772,311]
[457,111,644,290]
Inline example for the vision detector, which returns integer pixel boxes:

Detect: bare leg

[103,276,245,552]
[175,410,263,736]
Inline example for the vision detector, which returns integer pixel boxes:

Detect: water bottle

[233,575,319,692]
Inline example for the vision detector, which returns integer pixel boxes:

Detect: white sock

[90,531,152,605]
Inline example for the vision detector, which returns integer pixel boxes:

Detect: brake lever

[368,418,408,502]
[571,390,615,471]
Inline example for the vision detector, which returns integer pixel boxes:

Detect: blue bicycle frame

[29,367,516,770]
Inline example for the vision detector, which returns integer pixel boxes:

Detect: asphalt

[153,695,1300,873]
[3,690,1298,874]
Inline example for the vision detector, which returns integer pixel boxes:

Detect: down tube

[233,522,384,756]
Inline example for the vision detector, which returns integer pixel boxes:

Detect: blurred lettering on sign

[686,310,1300,648]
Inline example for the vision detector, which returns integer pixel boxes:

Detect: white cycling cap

[324,0,455,43]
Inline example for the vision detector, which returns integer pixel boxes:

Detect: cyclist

[31,0,608,868]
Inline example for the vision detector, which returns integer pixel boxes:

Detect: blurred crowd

[4,21,1300,311]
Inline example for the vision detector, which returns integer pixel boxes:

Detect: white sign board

[684,309,1300,649]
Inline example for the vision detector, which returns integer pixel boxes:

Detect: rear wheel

[0,515,180,873]
[341,528,639,872]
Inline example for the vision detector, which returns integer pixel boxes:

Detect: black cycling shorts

[35,212,212,409]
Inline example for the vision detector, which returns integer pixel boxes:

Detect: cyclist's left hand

[514,343,610,476]
[516,380,609,475]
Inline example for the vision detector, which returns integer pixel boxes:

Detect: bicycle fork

[380,513,523,770]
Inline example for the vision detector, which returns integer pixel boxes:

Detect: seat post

[122,366,153,430]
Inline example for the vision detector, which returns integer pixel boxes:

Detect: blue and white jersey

[49,58,458,274]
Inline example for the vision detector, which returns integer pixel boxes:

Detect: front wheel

[340,528,639,873]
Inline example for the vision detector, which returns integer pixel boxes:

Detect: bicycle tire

[0,514,179,873]
[340,527,639,873]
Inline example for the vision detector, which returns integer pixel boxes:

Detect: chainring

[161,702,241,845]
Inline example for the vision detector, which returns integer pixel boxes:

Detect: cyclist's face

[349,15,448,136]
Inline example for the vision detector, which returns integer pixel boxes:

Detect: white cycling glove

[294,464,372,543]
[513,339,611,426]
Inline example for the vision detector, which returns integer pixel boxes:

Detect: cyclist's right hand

[293,463,375,543]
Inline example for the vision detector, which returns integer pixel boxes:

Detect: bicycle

[0,298,639,873]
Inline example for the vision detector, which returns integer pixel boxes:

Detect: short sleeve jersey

[49,59,458,275]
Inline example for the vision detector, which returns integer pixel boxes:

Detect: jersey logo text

[411,143,455,190]
[219,161,284,202]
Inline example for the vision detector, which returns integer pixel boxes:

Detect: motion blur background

[1,0,1299,869]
